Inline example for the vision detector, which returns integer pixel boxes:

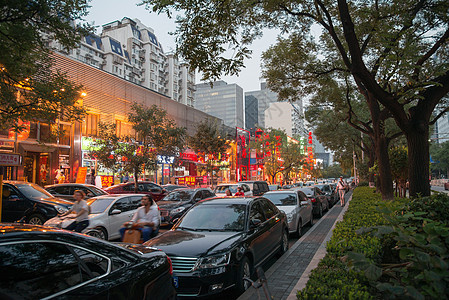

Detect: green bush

[357,181,369,186]
[297,256,373,300]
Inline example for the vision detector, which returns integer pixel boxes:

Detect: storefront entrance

[23,152,50,185]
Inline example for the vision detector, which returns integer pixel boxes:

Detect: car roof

[0,223,72,234]
[91,194,144,199]
[199,197,256,205]
[265,190,297,194]
[170,188,205,192]
[45,183,99,188]
[4,180,38,185]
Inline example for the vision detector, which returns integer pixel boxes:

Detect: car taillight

[167,256,173,276]
[310,198,316,203]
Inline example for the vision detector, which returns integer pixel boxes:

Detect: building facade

[194,81,244,128]
[264,102,304,137]
[48,17,195,107]
[434,112,449,144]
[245,82,279,129]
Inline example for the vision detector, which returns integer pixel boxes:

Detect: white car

[263,190,314,237]
[44,194,145,240]
[214,183,252,197]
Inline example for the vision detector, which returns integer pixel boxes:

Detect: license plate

[173,276,179,288]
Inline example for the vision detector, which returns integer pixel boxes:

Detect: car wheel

[278,229,289,256]
[296,220,303,238]
[309,212,314,226]
[28,214,45,225]
[236,256,252,294]
[85,227,108,240]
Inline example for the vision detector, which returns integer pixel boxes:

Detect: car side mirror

[300,201,308,207]
[250,218,262,229]
[110,209,122,215]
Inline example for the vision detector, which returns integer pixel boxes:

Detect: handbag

[123,228,142,244]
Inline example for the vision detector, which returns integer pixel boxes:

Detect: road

[431,185,448,194]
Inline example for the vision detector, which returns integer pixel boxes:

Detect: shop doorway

[23,152,50,185]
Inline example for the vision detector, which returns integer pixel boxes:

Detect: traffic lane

[431,185,449,194]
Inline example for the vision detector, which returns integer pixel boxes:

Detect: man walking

[337,176,347,206]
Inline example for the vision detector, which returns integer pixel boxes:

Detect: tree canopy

[0,0,91,127]
[142,0,449,198]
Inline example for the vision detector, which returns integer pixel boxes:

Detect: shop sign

[0,140,14,148]
[158,155,174,164]
[180,151,198,162]
[100,175,114,187]
[185,176,195,186]
[177,177,186,185]
[76,167,87,183]
[250,165,257,171]
[0,153,22,166]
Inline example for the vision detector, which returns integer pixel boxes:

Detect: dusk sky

[85,0,280,93]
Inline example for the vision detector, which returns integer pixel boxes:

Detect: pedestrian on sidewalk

[337,176,347,206]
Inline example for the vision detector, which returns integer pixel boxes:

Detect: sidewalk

[238,190,353,300]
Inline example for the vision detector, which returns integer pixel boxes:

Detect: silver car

[44,194,145,240]
[263,190,313,237]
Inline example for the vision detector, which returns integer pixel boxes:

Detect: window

[249,201,266,223]
[54,186,73,195]
[129,196,143,210]
[145,183,161,193]
[115,120,134,138]
[82,114,98,137]
[260,199,276,219]
[110,197,132,213]
[0,242,91,299]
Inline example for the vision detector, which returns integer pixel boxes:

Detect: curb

[286,193,353,300]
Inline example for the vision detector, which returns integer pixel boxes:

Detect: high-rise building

[434,112,449,144]
[194,81,244,128]
[264,102,304,137]
[245,82,278,128]
[48,17,195,107]
[244,94,258,130]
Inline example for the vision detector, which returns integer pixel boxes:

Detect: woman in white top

[61,190,90,232]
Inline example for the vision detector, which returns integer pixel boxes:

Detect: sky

[84,0,280,93]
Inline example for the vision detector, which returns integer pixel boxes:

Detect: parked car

[159,188,216,226]
[44,194,145,240]
[214,183,252,197]
[239,180,270,196]
[292,187,329,218]
[0,223,176,299]
[263,190,313,237]
[444,182,449,190]
[104,181,167,201]
[1,181,73,225]
[45,183,108,201]
[314,184,337,207]
[162,184,189,192]
[145,197,289,298]
[268,184,281,191]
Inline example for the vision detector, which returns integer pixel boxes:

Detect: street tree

[142,0,449,199]
[0,0,91,128]
[189,119,229,187]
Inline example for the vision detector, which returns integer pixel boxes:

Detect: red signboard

[180,151,198,162]
[76,167,87,184]
[250,165,257,171]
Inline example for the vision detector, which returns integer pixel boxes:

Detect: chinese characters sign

[0,153,22,166]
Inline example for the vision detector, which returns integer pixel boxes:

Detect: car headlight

[170,207,185,215]
[55,205,68,214]
[198,253,231,269]
[286,211,294,222]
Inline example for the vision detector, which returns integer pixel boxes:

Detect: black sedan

[0,224,176,299]
[45,183,108,201]
[159,188,216,226]
[2,181,73,225]
[292,187,329,218]
[314,184,338,207]
[145,197,289,298]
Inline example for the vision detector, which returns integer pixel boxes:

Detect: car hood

[39,197,73,207]
[145,230,244,257]
[158,201,188,209]
[115,243,162,256]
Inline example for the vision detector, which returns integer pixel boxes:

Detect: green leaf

[364,264,382,281]
[405,286,424,300]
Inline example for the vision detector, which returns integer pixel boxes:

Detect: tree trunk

[406,128,430,197]
[366,95,394,200]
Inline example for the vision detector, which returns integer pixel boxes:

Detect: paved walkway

[238,190,353,300]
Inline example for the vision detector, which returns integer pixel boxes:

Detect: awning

[20,143,57,153]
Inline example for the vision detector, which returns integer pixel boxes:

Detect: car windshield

[215,185,238,194]
[16,183,54,199]
[298,188,314,197]
[87,197,116,214]
[90,186,108,195]
[162,190,194,201]
[178,204,246,231]
[268,185,278,191]
[264,193,298,206]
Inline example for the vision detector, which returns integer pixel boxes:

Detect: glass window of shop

[82,114,98,137]
[115,120,134,138]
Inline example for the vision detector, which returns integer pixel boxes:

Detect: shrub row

[297,187,449,300]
